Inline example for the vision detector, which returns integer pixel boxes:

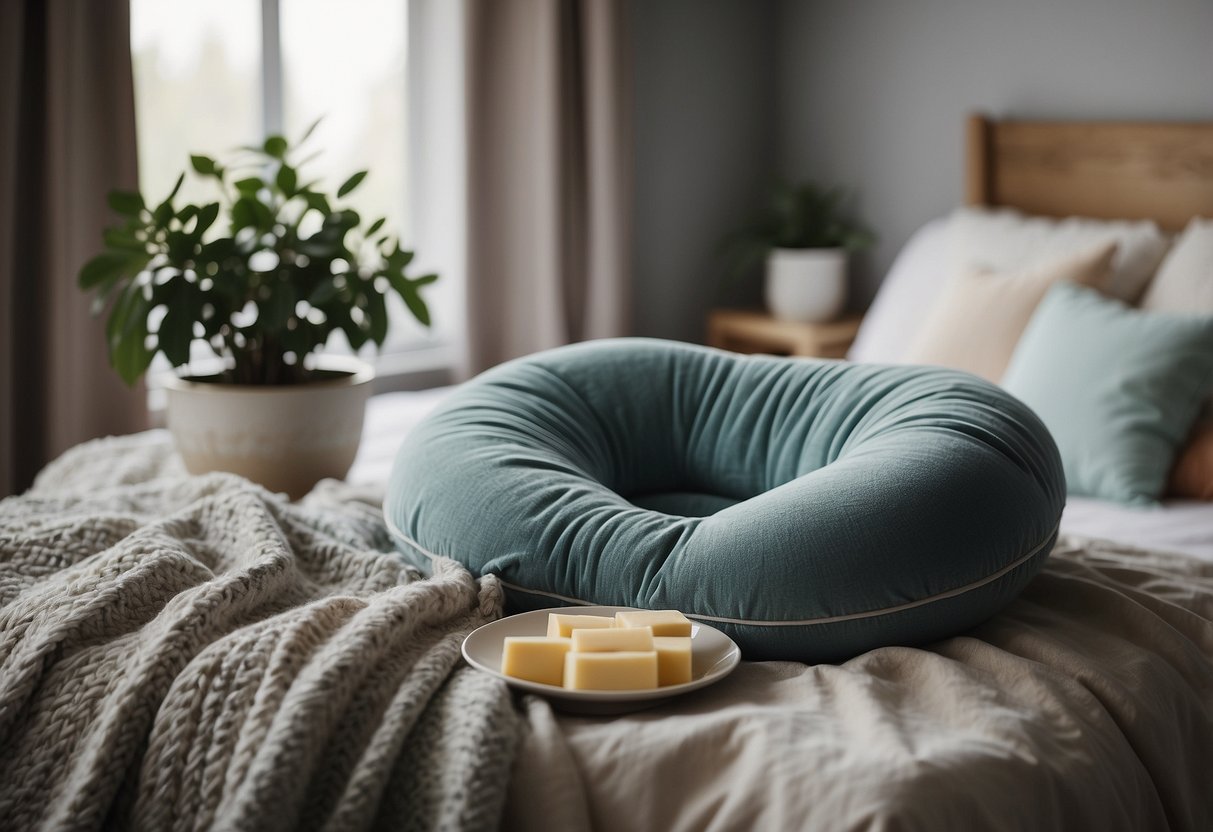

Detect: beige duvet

[503,538,1213,831]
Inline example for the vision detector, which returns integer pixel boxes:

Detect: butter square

[571,625,654,653]
[614,609,692,637]
[653,636,693,686]
[563,651,659,690]
[501,636,572,686]
[546,613,615,638]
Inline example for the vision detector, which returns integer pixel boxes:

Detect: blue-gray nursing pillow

[384,339,1064,662]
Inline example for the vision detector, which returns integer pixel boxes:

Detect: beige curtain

[464,0,631,373]
[0,0,147,497]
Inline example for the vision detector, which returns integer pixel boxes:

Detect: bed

[362,115,1213,831]
[2,116,1212,831]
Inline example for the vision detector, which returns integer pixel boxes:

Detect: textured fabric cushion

[847,217,957,363]
[951,207,1169,303]
[385,339,1066,662]
[905,243,1116,382]
[1003,283,1213,506]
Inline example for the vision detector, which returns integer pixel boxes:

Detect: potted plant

[722,182,874,323]
[78,125,437,498]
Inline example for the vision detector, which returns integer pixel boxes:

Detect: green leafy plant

[720,182,875,286]
[79,123,437,386]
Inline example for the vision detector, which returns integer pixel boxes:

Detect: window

[130,0,452,382]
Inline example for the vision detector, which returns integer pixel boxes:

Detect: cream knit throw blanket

[0,433,520,831]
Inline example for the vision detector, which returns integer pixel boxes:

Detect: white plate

[462,606,742,715]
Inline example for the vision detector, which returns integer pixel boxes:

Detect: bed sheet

[1062,496,1213,562]
[358,390,1213,830]
[502,539,1213,831]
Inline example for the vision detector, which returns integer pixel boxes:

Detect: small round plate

[462,606,742,715]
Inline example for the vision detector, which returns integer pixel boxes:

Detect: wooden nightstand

[707,309,862,359]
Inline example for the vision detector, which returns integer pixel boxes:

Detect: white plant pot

[163,355,374,500]
[764,247,848,323]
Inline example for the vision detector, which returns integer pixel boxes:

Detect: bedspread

[0,434,520,832]
[505,539,1213,831]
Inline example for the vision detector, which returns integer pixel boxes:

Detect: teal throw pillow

[1003,282,1213,505]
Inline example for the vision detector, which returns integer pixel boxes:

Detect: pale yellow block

[614,609,692,637]
[501,637,572,687]
[571,625,654,653]
[563,651,659,691]
[546,613,615,638]
[653,636,693,686]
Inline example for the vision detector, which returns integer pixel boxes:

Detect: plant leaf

[166,230,196,262]
[259,283,296,333]
[303,192,331,215]
[107,191,145,216]
[263,135,288,159]
[158,286,195,366]
[400,284,431,327]
[337,170,367,198]
[166,172,187,201]
[308,279,341,306]
[250,198,274,229]
[297,116,323,146]
[276,164,297,196]
[112,318,153,385]
[230,198,256,230]
[109,289,153,385]
[106,282,140,348]
[152,200,174,229]
[190,155,218,176]
[386,271,432,327]
[365,217,386,237]
[366,286,388,345]
[78,251,146,289]
[234,177,263,195]
[195,202,221,236]
[101,228,145,252]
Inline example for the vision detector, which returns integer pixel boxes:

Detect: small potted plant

[78,125,437,498]
[722,182,874,323]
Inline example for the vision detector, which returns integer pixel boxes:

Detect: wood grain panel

[967,115,1213,230]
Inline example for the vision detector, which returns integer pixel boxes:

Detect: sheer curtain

[462,0,631,373]
[0,0,148,496]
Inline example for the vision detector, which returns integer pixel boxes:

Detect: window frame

[137,0,455,404]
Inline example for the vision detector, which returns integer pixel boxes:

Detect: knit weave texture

[0,433,521,831]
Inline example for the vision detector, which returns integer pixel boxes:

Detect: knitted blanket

[0,433,520,831]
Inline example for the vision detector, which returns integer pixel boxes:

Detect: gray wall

[777,0,1213,307]
[630,0,777,342]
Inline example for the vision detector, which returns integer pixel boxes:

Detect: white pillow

[847,217,955,363]
[850,207,1171,365]
[1141,217,1213,313]
[950,207,1169,303]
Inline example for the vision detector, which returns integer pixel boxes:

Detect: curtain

[464,0,631,373]
[0,0,147,497]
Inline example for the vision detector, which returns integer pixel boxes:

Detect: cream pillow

[905,242,1117,382]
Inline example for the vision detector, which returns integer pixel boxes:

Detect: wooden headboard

[966,114,1213,231]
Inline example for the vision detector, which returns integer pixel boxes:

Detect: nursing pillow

[384,339,1065,662]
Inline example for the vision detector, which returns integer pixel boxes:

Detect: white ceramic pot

[163,355,373,500]
[764,247,848,323]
